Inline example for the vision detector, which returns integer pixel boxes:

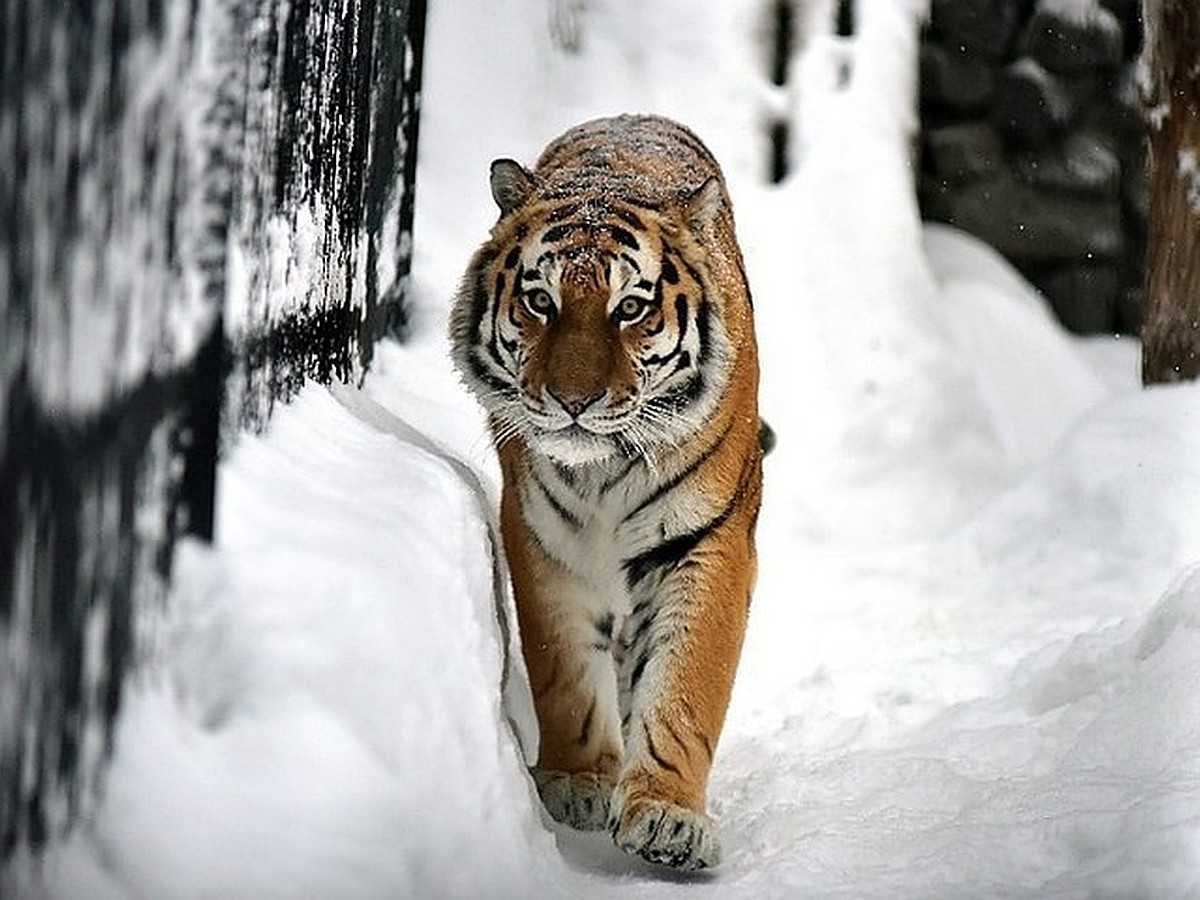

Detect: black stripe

[644,722,681,775]
[607,225,641,251]
[674,294,689,341]
[547,202,583,223]
[678,255,705,288]
[594,613,616,645]
[635,279,654,292]
[660,258,679,284]
[624,608,657,670]
[628,595,653,622]
[601,456,640,493]
[624,417,734,522]
[624,600,652,633]
[620,252,642,273]
[643,295,689,368]
[503,246,521,269]
[695,297,711,364]
[622,196,665,213]
[638,273,667,338]
[543,223,577,243]
[737,257,754,310]
[622,455,753,590]
[466,272,490,345]
[614,206,647,230]
[485,275,509,366]
[467,352,516,398]
[661,716,693,763]
[629,651,650,691]
[522,513,577,573]
[655,122,716,168]
[531,470,583,530]
[505,293,524,331]
[552,459,578,488]
[578,698,596,746]
[648,373,705,415]
[625,521,709,589]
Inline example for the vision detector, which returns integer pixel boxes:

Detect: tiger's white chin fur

[531,425,626,467]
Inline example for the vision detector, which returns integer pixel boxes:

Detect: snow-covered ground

[22,1,1200,897]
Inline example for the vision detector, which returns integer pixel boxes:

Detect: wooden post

[1142,0,1200,383]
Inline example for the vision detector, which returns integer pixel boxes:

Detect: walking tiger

[450,114,763,870]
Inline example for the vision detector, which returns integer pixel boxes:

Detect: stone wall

[919,0,1145,333]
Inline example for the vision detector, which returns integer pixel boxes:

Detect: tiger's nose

[548,388,604,419]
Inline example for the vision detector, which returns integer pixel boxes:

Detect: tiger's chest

[516,454,711,595]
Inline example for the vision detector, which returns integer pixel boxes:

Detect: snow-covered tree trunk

[1141,0,1200,383]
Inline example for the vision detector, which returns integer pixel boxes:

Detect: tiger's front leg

[611,510,757,871]
[502,484,625,831]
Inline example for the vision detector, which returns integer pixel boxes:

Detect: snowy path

[28,2,1200,898]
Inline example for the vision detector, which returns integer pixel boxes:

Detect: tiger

[449,114,763,871]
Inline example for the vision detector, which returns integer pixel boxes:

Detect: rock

[1032,263,1121,332]
[1116,283,1144,334]
[1123,160,1148,223]
[1097,0,1143,60]
[1020,0,1124,73]
[1012,131,1122,195]
[923,169,1124,264]
[1080,63,1144,148]
[925,122,1007,184]
[930,0,1026,60]
[917,0,1146,336]
[993,57,1076,147]
[920,41,997,114]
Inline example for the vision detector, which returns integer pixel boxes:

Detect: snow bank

[30,387,557,899]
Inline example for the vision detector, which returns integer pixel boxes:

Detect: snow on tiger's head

[450,115,745,467]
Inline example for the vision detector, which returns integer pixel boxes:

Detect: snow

[16,0,1200,897]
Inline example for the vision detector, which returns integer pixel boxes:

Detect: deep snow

[18,0,1200,897]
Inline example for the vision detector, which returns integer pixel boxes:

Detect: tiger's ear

[490,159,538,217]
[682,177,723,234]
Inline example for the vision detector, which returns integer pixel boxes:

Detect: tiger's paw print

[531,768,614,831]
[608,791,720,871]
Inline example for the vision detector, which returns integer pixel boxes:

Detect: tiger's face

[452,163,731,467]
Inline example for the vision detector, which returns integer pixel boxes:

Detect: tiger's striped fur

[449,114,762,871]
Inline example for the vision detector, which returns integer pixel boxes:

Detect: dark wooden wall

[0,0,425,858]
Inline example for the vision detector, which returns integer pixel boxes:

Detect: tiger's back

[450,114,762,871]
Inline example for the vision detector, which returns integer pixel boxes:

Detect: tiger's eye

[521,289,556,320]
[614,295,649,324]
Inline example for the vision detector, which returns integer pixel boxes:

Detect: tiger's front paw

[531,768,614,831]
[608,789,720,871]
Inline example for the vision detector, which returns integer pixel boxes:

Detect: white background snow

[23,0,1200,897]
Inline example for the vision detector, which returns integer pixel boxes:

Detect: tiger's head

[450,158,735,467]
